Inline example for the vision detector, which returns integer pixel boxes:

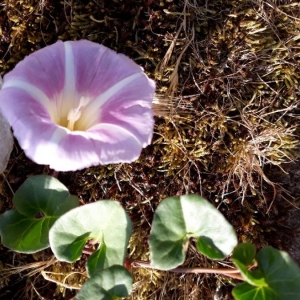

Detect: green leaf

[197,236,226,259]
[232,243,256,266]
[49,201,132,276]
[232,243,266,286]
[0,175,79,253]
[257,247,300,299]
[149,194,238,270]
[87,242,107,277]
[75,266,132,300]
[232,282,280,300]
[232,247,300,300]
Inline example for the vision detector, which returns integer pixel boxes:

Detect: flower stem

[129,259,245,281]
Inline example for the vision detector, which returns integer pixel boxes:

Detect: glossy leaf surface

[49,200,132,276]
[75,266,132,300]
[0,175,78,253]
[233,247,300,300]
[149,194,238,270]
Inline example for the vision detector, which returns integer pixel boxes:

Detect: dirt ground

[1,0,300,299]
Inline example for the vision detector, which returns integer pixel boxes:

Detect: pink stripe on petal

[86,72,144,113]
[4,41,66,100]
[12,117,67,165]
[98,73,155,111]
[0,88,52,125]
[49,134,100,171]
[3,80,53,113]
[86,125,143,163]
[13,119,99,171]
[49,129,142,171]
[70,40,144,98]
[88,123,142,145]
[13,118,143,171]
[96,106,154,146]
[94,137,142,164]
[79,72,155,130]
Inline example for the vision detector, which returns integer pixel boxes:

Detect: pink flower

[0,40,155,171]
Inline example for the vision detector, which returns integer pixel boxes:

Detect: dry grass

[156,0,300,194]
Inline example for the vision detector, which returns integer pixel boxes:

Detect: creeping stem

[129,259,249,281]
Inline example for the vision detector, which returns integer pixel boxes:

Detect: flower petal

[70,40,144,98]
[0,40,155,171]
[79,69,155,131]
[92,105,154,147]
[12,115,67,165]
[0,88,51,126]
[3,41,66,100]
[13,122,144,171]
[55,126,143,171]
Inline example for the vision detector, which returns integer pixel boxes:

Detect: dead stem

[131,259,245,281]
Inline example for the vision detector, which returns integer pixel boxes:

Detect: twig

[130,259,245,281]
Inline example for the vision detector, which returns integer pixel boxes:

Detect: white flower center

[66,96,90,131]
[51,94,100,132]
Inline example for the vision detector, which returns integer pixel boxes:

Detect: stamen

[67,96,90,131]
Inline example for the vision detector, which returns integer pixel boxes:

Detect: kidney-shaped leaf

[49,201,132,277]
[232,282,280,300]
[0,175,79,253]
[232,243,266,286]
[232,243,256,266]
[233,247,300,300]
[149,194,238,270]
[75,265,132,300]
